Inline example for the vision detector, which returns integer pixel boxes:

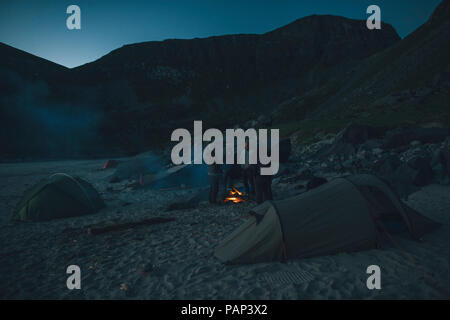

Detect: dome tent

[12,173,105,222]
[215,174,440,264]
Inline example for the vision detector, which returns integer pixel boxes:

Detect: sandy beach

[0,158,449,300]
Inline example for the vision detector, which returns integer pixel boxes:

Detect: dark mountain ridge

[0,42,67,82]
[0,12,416,158]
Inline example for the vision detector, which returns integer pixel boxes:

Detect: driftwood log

[87,217,175,236]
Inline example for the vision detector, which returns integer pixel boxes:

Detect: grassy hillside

[272,0,450,145]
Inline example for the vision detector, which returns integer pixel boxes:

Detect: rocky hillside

[1,14,400,158]
[272,0,450,148]
[68,14,400,154]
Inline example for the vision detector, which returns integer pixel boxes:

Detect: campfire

[223,186,246,203]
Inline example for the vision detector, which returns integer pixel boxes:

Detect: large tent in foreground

[215,174,440,264]
[12,173,105,222]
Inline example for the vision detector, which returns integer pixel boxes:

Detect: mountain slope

[1,14,401,157]
[67,15,400,153]
[274,0,450,143]
[0,42,67,82]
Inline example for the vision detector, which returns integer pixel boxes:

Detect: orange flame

[224,186,246,203]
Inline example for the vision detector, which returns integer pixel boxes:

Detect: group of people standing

[208,140,273,205]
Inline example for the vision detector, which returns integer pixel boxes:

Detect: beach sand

[0,159,449,299]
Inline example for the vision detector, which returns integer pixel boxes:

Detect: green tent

[12,173,105,222]
[215,174,440,264]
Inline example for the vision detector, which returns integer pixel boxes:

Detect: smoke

[0,68,104,160]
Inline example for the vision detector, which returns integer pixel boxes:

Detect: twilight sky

[0,0,442,68]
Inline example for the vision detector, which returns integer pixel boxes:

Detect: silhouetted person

[254,153,273,204]
[208,150,222,204]
[222,148,240,194]
[240,140,255,196]
[223,163,241,193]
